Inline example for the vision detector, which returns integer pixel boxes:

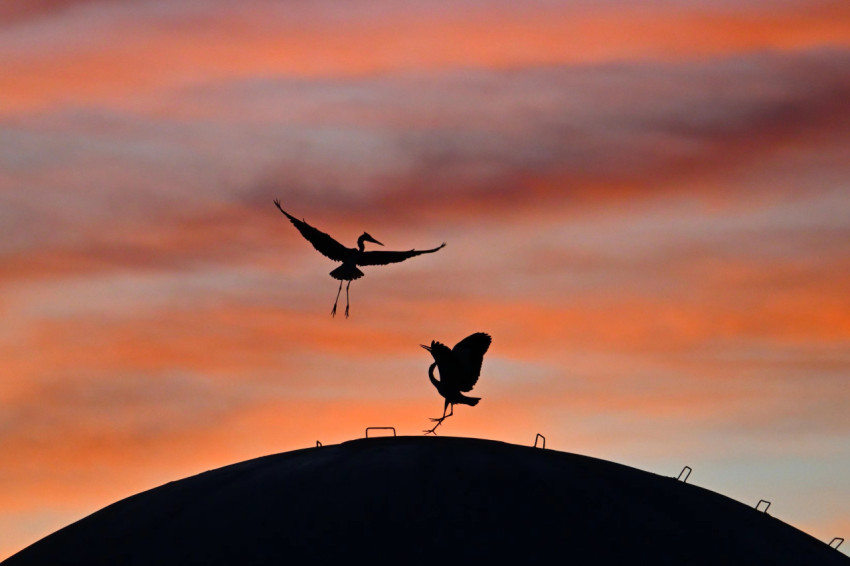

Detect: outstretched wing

[452,332,491,391]
[274,200,349,262]
[357,243,446,266]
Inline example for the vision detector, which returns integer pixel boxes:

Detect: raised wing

[451,332,491,391]
[274,200,350,262]
[357,243,445,266]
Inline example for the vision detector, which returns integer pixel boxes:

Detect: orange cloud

[1,1,849,114]
[2,2,849,560]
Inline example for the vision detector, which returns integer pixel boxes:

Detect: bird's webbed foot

[344,305,349,318]
[423,416,447,435]
[423,423,441,435]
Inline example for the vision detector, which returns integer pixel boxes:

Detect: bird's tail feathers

[330,264,364,280]
[458,396,480,407]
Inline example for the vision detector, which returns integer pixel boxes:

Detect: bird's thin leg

[331,280,343,317]
[430,400,450,422]
[424,403,447,434]
[424,401,453,435]
[344,281,351,318]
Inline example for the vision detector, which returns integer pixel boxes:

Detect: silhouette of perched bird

[274,200,446,318]
[422,332,491,434]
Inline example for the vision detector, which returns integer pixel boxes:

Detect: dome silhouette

[3,436,847,565]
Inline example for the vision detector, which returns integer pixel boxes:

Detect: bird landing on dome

[422,332,491,435]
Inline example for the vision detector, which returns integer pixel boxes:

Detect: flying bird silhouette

[422,332,491,435]
[274,200,446,317]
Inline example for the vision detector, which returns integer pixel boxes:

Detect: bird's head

[420,341,441,361]
[360,232,383,246]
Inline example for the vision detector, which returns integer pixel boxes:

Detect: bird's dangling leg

[331,280,343,317]
[429,400,449,422]
[430,401,453,422]
[424,400,451,435]
[344,281,351,318]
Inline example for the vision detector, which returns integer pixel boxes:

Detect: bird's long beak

[364,234,383,246]
[420,344,432,352]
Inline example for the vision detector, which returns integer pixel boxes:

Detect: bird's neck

[428,362,440,387]
[356,235,367,252]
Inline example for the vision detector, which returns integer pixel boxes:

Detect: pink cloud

[2,1,850,560]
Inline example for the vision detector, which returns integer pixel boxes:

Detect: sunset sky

[1,0,849,559]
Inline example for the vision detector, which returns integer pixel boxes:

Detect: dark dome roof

[3,436,846,566]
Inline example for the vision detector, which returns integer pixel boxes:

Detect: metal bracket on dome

[755,500,771,513]
[677,466,692,483]
[534,433,546,449]
[828,537,844,550]
[316,440,323,447]
[365,427,397,438]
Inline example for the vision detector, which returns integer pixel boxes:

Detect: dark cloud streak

[193,48,850,218]
[2,49,849,282]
